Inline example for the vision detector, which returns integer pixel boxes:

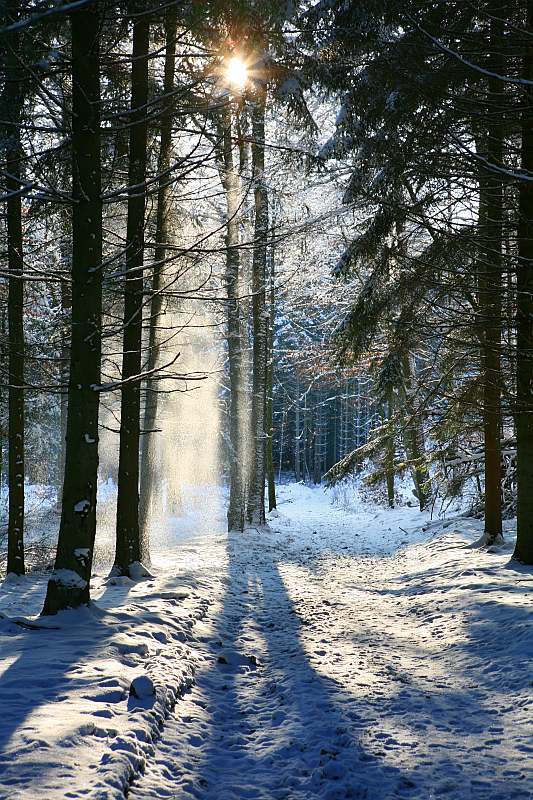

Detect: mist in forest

[94,264,225,566]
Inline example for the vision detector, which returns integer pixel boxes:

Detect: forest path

[129,485,531,800]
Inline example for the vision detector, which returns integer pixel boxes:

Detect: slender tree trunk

[220,100,246,531]
[294,373,301,481]
[114,12,150,576]
[0,310,5,496]
[43,3,103,613]
[303,387,309,481]
[384,399,395,508]
[313,395,321,485]
[3,0,25,576]
[326,397,336,471]
[400,353,432,511]
[478,14,504,544]
[278,392,285,482]
[246,81,268,525]
[515,0,533,563]
[139,5,177,548]
[266,233,276,511]
[56,97,72,500]
[58,247,71,492]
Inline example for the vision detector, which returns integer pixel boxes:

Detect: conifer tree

[114,7,151,577]
[43,0,103,613]
[2,0,26,576]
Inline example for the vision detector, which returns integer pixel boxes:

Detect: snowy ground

[0,483,531,799]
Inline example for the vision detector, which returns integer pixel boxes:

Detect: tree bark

[294,373,301,481]
[400,353,432,511]
[139,4,177,550]
[246,81,268,525]
[384,398,395,508]
[43,2,103,613]
[514,0,533,563]
[220,100,246,531]
[477,14,504,544]
[266,233,276,510]
[114,11,150,576]
[3,0,25,576]
[58,244,71,493]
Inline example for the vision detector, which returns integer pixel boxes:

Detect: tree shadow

[0,600,121,789]
[0,566,203,794]
[165,531,532,800]
[158,532,416,800]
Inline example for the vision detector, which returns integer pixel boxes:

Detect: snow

[128,561,154,580]
[49,568,87,588]
[0,556,208,798]
[0,483,532,799]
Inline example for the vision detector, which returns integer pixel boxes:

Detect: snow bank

[0,558,211,799]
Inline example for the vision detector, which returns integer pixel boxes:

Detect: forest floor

[0,483,532,799]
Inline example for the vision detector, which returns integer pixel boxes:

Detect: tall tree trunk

[220,100,246,531]
[303,386,309,480]
[139,5,177,548]
[478,13,504,544]
[294,373,301,481]
[515,0,533,563]
[58,244,71,494]
[278,391,285,481]
[43,2,103,613]
[3,0,25,576]
[114,12,150,576]
[313,391,324,485]
[266,233,276,511]
[246,81,268,525]
[384,398,395,508]
[0,309,5,496]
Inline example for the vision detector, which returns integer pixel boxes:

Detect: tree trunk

[266,233,276,511]
[400,353,432,511]
[313,389,325,485]
[58,248,71,494]
[303,386,309,481]
[246,81,268,525]
[278,391,285,481]
[477,14,504,544]
[294,373,301,481]
[3,0,25,576]
[220,100,246,531]
[515,0,533,563]
[114,12,150,576]
[384,399,395,508]
[139,4,177,549]
[43,2,103,613]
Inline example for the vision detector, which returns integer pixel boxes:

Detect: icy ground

[0,483,532,799]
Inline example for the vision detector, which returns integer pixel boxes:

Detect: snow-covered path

[131,534,381,800]
[129,486,533,800]
[0,484,530,799]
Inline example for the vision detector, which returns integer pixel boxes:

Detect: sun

[226,56,248,89]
